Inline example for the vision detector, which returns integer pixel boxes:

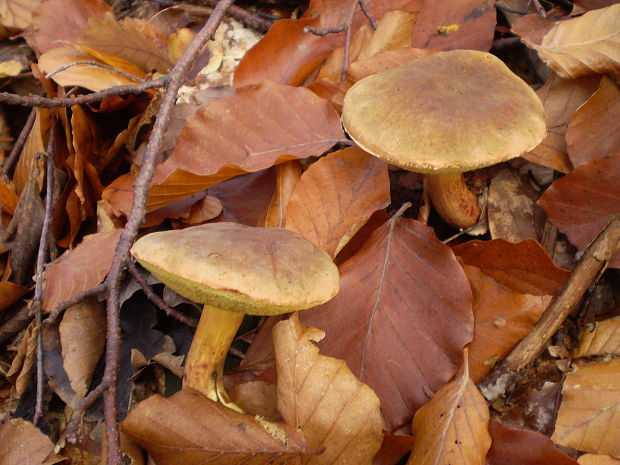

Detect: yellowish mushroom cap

[130,223,339,315]
[342,50,546,174]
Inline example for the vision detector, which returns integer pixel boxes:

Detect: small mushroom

[342,49,546,229]
[130,222,339,409]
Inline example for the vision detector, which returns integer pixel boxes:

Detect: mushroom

[341,49,546,229]
[130,222,339,409]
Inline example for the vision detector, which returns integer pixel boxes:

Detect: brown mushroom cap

[130,222,339,315]
[341,50,546,173]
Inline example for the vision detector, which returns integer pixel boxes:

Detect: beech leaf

[122,389,313,465]
[285,147,390,258]
[407,352,491,465]
[575,317,620,358]
[274,314,383,465]
[0,419,63,465]
[300,215,473,430]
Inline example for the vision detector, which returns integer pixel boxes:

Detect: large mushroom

[130,222,339,409]
[342,49,546,229]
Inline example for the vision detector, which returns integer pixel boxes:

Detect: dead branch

[1,108,36,177]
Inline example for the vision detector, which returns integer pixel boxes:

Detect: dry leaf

[487,421,579,465]
[532,4,620,78]
[552,358,620,456]
[0,281,28,313]
[463,264,551,382]
[566,76,620,168]
[523,73,600,173]
[122,388,312,465]
[229,380,280,421]
[0,0,40,28]
[511,13,554,48]
[42,229,122,312]
[6,321,37,397]
[180,195,223,224]
[59,297,106,397]
[538,154,620,268]
[261,161,302,228]
[358,10,418,59]
[454,238,569,295]
[575,317,620,358]
[372,434,413,465]
[285,147,390,257]
[274,314,383,465]
[579,455,620,465]
[0,179,19,215]
[300,215,473,430]
[407,352,491,465]
[0,418,63,465]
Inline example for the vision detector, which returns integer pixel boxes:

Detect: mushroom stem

[426,172,481,229]
[183,304,244,411]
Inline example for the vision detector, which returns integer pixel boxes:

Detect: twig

[358,0,376,28]
[1,108,36,177]
[127,260,198,327]
[479,215,620,402]
[32,138,56,425]
[46,61,144,82]
[0,75,169,108]
[201,0,273,32]
[46,283,108,325]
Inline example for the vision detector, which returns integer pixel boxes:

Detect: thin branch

[201,0,273,31]
[358,0,376,29]
[46,283,108,325]
[0,76,169,108]
[46,61,144,82]
[127,260,198,327]
[1,108,36,177]
[479,214,620,402]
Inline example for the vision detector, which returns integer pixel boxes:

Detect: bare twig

[201,0,273,31]
[1,108,36,177]
[127,260,198,327]
[479,215,620,401]
[0,76,169,108]
[358,0,376,28]
[46,283,107,325]
[46,61,144,82]
[32,138,57,425]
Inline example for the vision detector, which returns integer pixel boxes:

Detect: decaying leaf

[0,0,40,29]
[122,388,312,465]
[0,418,63,465]
[552,358,620,456]
[579,455,620,465]
[575,317,620,358]
[274,314,383,465]
[532,4,620,79]
[6,321,37,397]
[407,352,491,465]
[42,229,122,311]
[260,160,301,228]
[300,214,473,430]
[285,147,390,257]
[0,282,28,313]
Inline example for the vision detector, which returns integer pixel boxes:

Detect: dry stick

[1,108,36,177]
[479,214,620,402]
[0,75,169,108]
[126,260,198,327]
[201,0,273,31]
[357,0,377,28]
[46,61,144,82]
[99,2,235,463]
[32,144,56,425]
[46,283,107,325]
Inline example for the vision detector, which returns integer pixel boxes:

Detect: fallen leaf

[407,352,491,465]
[579,455,620,465]
[274,314,383,465]
[0,179,19,214]
[42,323,79,408]
[42,229,122,312]
[6,322,37,396]
[300,215,473,430]
[59,297,106,397]
[261,160,302,228]
[574,316,620,358]
[538,154,620,268]
[285,147,390,257]
[552,358,620,456]
[0,282,28,313]
[463,264,551,382]
[358,10,419,60]
[453,238,570,295]
[0,418,63,465]
[229,380,280,421]
[523,73,600,173]
[511,13,554,48]
[180,195,223,224]
[0,0,40,29]
[13,107,49,195]
[146,81,344,210]
[487,421,579,465]
[372,434,413,465]
[122,388,313,465]
[566,76,620,168]
[532,4,620,79]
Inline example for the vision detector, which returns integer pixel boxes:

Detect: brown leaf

[0,418,63,465]
[567,76,620,168]
[463,264,551,382]
[0,0,40,29]
[552,358,620,456]
[357,10,417,60]
[146,81,344,210]
[180,195,223,225]
[261,161,302,228]
[229,380,280,421]
[487,421,579,465]
[27,0,111,54]
[538,154,620,268]
[59,297,106,397]
[13,108,49,195]
[285,147,390,257]
[0,281,28,313]
[42,229,122,312]
[407,352,491,465]
[532,4,620,79]
[575,317,620,358]
[274,314,383,465]
[122,388,312,465]
[579,455,620,465]
[511,13,554,48]
[6,322,37,397]
[0,179,19,215]
[454,239,569,295]
[523,73,600,173]
[300,215,473,430]
[372,434,413,465]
